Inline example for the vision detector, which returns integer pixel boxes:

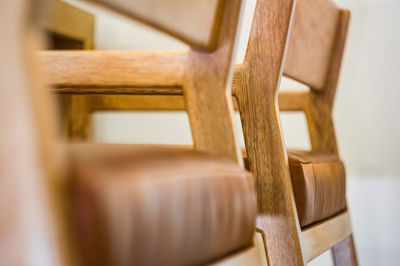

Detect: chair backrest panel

[91,0,224,51]
[284,0,341,90]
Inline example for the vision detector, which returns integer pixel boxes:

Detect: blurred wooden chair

[0,0,265,265]
[233,0,358,265]
[39,0,96,139]
[41,0,94,49]
[41,0,244,165]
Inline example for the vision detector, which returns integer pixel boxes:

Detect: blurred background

[62,0,400,265]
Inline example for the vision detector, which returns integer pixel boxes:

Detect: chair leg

[332,234,358,266]
[62,95,91,140]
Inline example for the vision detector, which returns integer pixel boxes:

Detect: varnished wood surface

[54,86,183,95]
[278,91,309,111]
[41,50,187,88]
[235,0,356,265]
[40,0,95,49]
[43,1,245,165]
[284,0,340,90]
[304,9,351,155]
[235,0,306,265]
[302,212,351,262]
[91,0,223,51]
[210,232,267,266]
[182,0,244,165]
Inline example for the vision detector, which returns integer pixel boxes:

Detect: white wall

[64,0,400,265]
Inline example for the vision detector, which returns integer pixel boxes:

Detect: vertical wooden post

[235,0,306,264]
[183,0,244,166]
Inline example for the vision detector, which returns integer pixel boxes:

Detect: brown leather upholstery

[287,150,347,227]
[67,143,256,266]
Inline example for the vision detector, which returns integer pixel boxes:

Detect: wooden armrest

[40,50,188,89]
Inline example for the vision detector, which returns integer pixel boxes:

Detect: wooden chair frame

[40,0,358,265]
[234,0,357,264]
[41,0,95,49]
[42,0,244,165]
[40,0,96,141]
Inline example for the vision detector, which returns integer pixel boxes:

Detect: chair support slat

[302,211,352,262]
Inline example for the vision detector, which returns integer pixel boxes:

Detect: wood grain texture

[182,0,244,165]
[284,0,340,90]
[234,0,306,265]
[42,1,96,142]
[210,232,267,266]
[43,1,244,166]
[80,95,187,110]
[278,91,309,111]
[54,86,183,95]
[90,0,223,51]
[41,50,187,88]
[40,0,95,49]
[235,1,356,265]
[332,234,358,266]
[304,9,351,155]
[302,212,351,262]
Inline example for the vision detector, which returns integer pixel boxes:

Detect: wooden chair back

[284,0,345,91]
[278,0,351,154]
[42,0,95,49]
[84,0,245,164]
[90,0,225,51]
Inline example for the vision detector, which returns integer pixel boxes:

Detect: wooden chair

[41,0,358,264]
[40,0,94,49]
[0,0,266,265]
[233,0,358,265]
[41,0,244,165]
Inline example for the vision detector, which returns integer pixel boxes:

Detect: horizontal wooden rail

[62,95,240,111]
[278,91,309,111]
[54,86,183,95]
[301,211,351,262]
[40,50,188,87]
[41,52,309,112]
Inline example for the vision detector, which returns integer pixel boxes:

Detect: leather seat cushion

[66,143,256,266]
[288,150,347,227]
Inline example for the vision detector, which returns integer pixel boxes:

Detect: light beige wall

[64,0,400,177]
